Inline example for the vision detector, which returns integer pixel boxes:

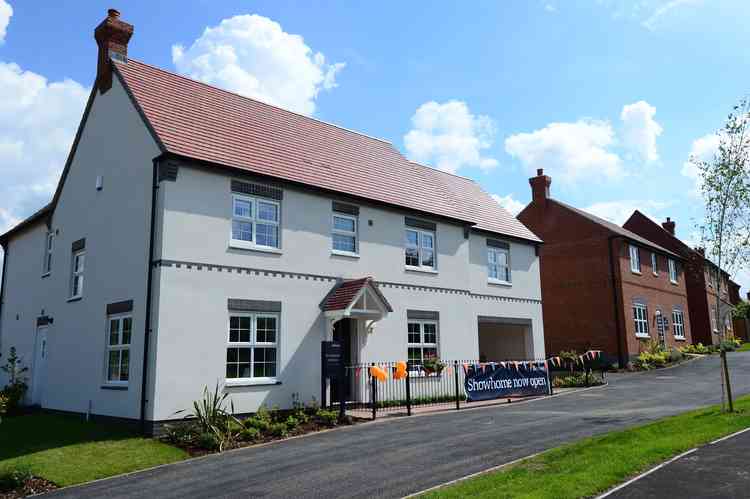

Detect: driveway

[51,352,750,499]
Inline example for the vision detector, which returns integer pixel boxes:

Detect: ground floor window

[672,309,685,339]
[227,313,278,380]
[105,314,132,384]
[407,320,438,369]
[633,304,649,337]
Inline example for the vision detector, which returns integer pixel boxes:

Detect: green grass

[736,342,750,352]
[0,413,188,487]
[423,394,750,499]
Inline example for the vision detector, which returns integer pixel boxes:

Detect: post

[321,343,327,409]
[405,369,412,416]
[338,363,346,421]
[546,361,553,396]
[370,363,377,420]
[721,350,734,412]
[454,361,461,410]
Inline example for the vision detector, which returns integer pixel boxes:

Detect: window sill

[487,278,512,287]
[101,384,128,391]
[225,378,281,387]
[405,266,438,274]
[652,272,659,277]
[635,334,651,339]
[674,337,687,342]
[229,241,282,255]
[631,270,642,275]
[67,296,83,303]
[331,250,360,259]
[41,272,51,279]
[670,280,678,285]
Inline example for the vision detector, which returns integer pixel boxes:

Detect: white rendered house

[0,10,545,432]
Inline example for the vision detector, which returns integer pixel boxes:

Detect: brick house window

[651,253,658,276]
[668,259,678,284]
[629,245,640,274]
[672,309,685,339]
[633,303,649,337]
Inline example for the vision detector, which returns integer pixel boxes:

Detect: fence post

[454,361,461,410]
[405,369,412,416]
[370,363,377,420]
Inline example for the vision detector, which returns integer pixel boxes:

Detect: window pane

[423,324,437,344]
[232,220,253,241]
[254,347,276,377]
[226,364,238,379]
[333,234,356,252]
[75,254,85,272]
[408,347,422,366]
[256,223,279,248]
[227,348,238,363]
[119,350,129,381]
[421,249,435,268]
[122,317,132,345]
[489,264,499,279]
[333,216,355,232]
[497,250,508,266]
[423,347,438,360]
[488,250,497,264]
[233,198,252,218]
[405,230,418,246]
[258,201,279,222]
[405,247,419,266]
[421,233,434,249]
[256,316,277,343]
[108,351,119,381]
[238,348,251,363]
[109,319,120,345]
[407,323,421,344]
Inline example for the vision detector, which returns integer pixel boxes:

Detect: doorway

[331,318,354,403]
[478,318,533,361]
[31,326,48,406]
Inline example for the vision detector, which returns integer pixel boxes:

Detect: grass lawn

[0,413,188,487]
[422,394,750,499]
[737,342,750,352]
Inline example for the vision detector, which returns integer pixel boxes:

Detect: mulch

[0,477,58,499]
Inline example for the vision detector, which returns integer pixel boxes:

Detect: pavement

[605,429,750,498]
[49,352,750,499]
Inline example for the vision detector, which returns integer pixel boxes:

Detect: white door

[31,326,48,406]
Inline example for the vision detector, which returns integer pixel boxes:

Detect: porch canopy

[321,277,392,323]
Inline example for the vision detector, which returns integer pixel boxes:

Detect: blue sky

[0,0,748,291]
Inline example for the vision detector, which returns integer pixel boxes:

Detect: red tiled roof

[114,59,541,244]
[322,277,370,312]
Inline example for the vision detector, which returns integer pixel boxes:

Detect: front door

[31,326,48,406]
[331,319,353,403]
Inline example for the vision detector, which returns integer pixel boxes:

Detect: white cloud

[404,100,498,174]
[620,100,662,162]
[0,0,11,44]
[0,62,88,235]
[642,0,700,31]
[504,119,623,183]
[491,194,526,216]
[172,14,344,116]
[681,133,719,196]
[584,199,670,225]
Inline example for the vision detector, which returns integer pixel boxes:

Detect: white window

[668,258,678,283]
[230,195,280,249]
[488,246,511,283]
[332,214,357,254]
[70,250,85,298]
[651,253,658,276]
[672,309,685,339]
[42,232,54,275]
[105,314,131,384]
[633,303,649,337]
[226,313,278,381]
[405,228,436,270]
[711,309,718,332]
[407,320,439,370]
[629,244,640,273]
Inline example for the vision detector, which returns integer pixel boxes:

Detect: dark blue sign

[464,363,549,401]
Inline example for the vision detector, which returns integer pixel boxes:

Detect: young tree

[692,98,750,412]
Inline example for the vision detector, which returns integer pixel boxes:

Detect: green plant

[558,350,579,373]
[196,432,220,451]
[639,338,663,355]
[174,383,241,451]
[315,409,339,426]
[668,348,684,363]
[161,423,199,446]
[268,422,288,438]
[239,427,260,442]
[284,414,300,431]
[634,351,669,370]
[0,465,33,492]
[720,340,737,352]
[1,347,29,414]
[680,342,712,355]
[422,353,446,375]
[0,393,7,423]
[552,372,604,388]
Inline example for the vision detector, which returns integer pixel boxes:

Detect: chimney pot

[108,8,120,18]
[536,168,544,176]
[529,169,551,203]
[662,217,676,235]
[94,8,133,93]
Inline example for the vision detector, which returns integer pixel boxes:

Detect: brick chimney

[94,9,133,94]
[529,169,551,204]
[662,217,676,235]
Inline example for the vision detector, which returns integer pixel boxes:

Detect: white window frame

[405,228,437,271]
[487,246,512,284]
[42,231,54,276]
[226,312,279,384]
[651,253,658,276]
[70,249,85,299]
[711,309,718,332]
[633,303,650,338]
[629,244,641,274]
[668,258,678,284]
[672,309,685,339]
[229,194,281,251]
[331,213,358,256]
[104,313,132,385]
[407,320,439,373]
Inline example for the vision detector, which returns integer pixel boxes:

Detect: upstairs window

[332,214,358,254]
[42,232,54,275]
[405,228,436,270]
[672,309,685,339]
[651,253,658,276]
[487,241,511,283]
[629,244,640,273]
[633,303,649,337]
[105,314,132,384]
[231,194,280,249]
[668,259,678,283]
[70,249,85,298]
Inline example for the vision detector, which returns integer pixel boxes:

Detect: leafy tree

[734,300,750,320]
[692,98,750,412]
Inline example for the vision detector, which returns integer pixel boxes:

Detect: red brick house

[518,170,691,366]
[623,210,734,346]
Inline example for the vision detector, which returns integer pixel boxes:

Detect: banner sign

[464,362,549,402]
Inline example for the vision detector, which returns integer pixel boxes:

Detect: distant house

[518,170,691,366]
[0,10,545,433]
[729,281,749,342]
[623,210,734,345]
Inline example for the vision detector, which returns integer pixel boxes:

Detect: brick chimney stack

[529,168,551,204]
[94,9,133,94]
[662,217,676,235]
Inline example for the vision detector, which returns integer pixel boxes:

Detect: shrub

[552,372,604,388]
[680,343,711,355]
[197,432,220,451]
[174,383,241,452]
[1,347,29,414]
[0,465,33,492]
[162,423,199,446]
[668,348,683,363]
[239,427,260,442]
[315,409,339,427]
[720,340,737,352]
[0,393,7,423]
[268,422,288,438]
[639,338,663,355]
[284,415,300,431]
[634,351,669,370]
